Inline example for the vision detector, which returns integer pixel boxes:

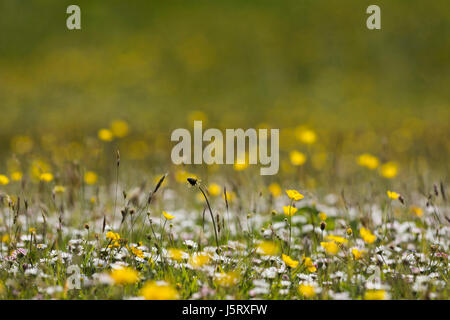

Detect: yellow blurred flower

[285,189,304,201]
[360,227,376,244]
[298,284,316,298]
[11,135,33,154]
[256,241,280,256]
[379,162,398,179]
[364,289,386,300]
[321,241,339,255]
[303,257,317,272]
[208,183,221,197]
[352,248,366,260]
[1,234,10,244]
[163,211,175,220]
[387,190,400,200]
[295,127,317,144]
[283,205,298,216]
[318,212,327,221]
[40,173,54,182]
[233,162,248,171]
[10,171,23,181]
[410,206,423,217]
[268,183,282,197]
[282,254,299,268]
[357,153,379,170]
[222,190,236,202]
[109,267,139,285]
[289,150,307,166]
[84,171,98,185]
[189,252,211,268]
[129,246,144,258]
[53,185,65,193]
[140,281,178,300]
[168,248,186,261]
[98,129,114,142]
[215,271,240,287]
[110,120,129,138]
[0,175,9,185]
[325,235,348,244]
[30,159,51,181]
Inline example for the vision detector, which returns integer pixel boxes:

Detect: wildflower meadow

[0,1,448,302]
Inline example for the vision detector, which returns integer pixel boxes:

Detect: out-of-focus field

[0,1,448,300]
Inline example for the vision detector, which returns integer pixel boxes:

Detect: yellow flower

[109,267,139,285]
[129,246,144,258]
[387,190,400,200]
[110,120,129,138]
[163,211,175,220]
[168,248,185,261]
[357,153,379,170]
[352,248,366,260]
[106,231,120,241]
[282,254,299,268]
[268,183,282,197]
[295,127,317,144]
[233,162,248,171]
[222,191,236,202]
[98,128,114,142]
[318,212,327,221]
[379,162,398,179]
[283,205,298,216]
[321,241,339,255]
[325,235,348,244]
[360,227,376,244]
[29,227,36,234]
[298,284,316,298]
[0,175,9,185]
[39,173,54,182]
[53,185,65,193]
[215,271,240,287]
[140,281,178,300]
[256,241,280,256]
[11,135,33,154]
[346,228,353,236]
[303,257,317,272]
[410,206,423,217]
[364,289,386,300]
[10,171,23,181]
[84,171,98,185]
[285,189,304,201]
[289,150,307,166]
[208,183,221,197]
[189,252,211,268]
[1,234,10,244]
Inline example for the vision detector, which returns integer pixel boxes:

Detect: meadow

[0,1,449,300]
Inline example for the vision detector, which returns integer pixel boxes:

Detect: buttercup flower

[360,227,376,244]
[285,189,304,201]
[282,254,299,268]
[283,205,298,216]
[321,241,339,255]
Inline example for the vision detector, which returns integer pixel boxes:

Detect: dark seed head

[187,177,198,186]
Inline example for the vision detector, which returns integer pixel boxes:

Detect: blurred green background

[0,0,448,180]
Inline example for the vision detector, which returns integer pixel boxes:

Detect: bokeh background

[0,0,448,191]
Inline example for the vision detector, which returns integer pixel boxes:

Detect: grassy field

[0,1,449,300]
